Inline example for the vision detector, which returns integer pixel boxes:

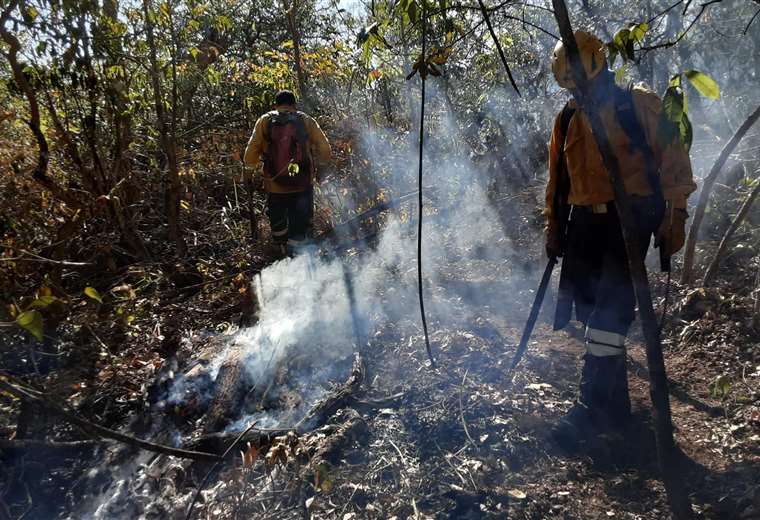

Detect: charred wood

[186,353,365,455]
[202,344,253,434]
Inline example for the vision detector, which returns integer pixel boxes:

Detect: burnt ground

[1,209,759,519]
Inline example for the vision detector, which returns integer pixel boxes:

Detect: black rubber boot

[551,355,599,451]
[587,354,631,431]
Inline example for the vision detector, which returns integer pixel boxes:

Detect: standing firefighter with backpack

[545,32,696,449]
[244,90,331,256]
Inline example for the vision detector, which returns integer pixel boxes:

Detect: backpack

[264,111,311,189]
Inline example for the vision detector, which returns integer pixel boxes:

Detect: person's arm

[305,116,332,166]
[634,89,697,210]
[544,111,565,258]
[635,89,697,255]
[243,114,269,179]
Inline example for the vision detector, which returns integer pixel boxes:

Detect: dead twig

[0,248,93,267]
[458,369,476,445]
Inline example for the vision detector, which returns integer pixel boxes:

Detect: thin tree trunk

[285,0,309,105]
[0,1,80,208]
[754,260,760,316]
[681,103,760,284]
[142,0,187,257]
[551,2,693,517]
[702,177,760,286]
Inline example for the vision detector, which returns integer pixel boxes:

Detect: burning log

[186,352,365,455]
[201,344,253,434]
[301,407,368,469]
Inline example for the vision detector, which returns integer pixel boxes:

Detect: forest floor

[1,194,759,520]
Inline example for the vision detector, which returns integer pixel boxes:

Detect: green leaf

[84,287,103,304]
[684,70,720,100]
[29,296,59,309]
[24,6,38,23]
[669,73,681,88]
[630,22,649,42]
[662,86,685,123]
[679,114,693,151]
[16,310,43,341]
[615,64,628,84]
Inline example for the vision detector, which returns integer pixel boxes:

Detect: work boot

[585,354,631,431]
[550,355,599,451]
[266,242,288,259]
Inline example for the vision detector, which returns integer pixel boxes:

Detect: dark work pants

[559,197,661,338]
[556,197,661,419]
[266,188,313,246]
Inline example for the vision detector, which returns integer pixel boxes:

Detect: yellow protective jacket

[244,106,332,194]
[545,86,696,232]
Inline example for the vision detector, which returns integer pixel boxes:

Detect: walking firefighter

[244,90,332,256]
[545,32,697,448]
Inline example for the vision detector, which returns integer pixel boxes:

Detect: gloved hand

[655,206,688,257]
[545,223,563,259]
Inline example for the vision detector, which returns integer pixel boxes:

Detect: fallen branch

[681,102,760,284]
[0,378,220,462]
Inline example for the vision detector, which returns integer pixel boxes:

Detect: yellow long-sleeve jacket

[244,106,332,194]
[545,86,696,232]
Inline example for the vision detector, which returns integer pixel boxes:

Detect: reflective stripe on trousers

[585,326,626,357]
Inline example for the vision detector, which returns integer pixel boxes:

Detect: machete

[508,255,558,373]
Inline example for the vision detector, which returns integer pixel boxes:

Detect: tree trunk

[142,0,187,257]
[551,2,693,517]
[681,103,760,284]
[0,2,80,209]
[702,177,760,286]
[285,0,309,106]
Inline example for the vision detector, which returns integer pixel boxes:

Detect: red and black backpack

[263,111,311,189]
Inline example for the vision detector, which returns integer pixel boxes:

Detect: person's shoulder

[257,111,277,124]
[630,83,662,108]
[296,110,316,122]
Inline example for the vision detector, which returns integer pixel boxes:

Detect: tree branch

[477,0,521,95]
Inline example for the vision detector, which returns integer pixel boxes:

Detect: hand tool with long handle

[508,256,558,373]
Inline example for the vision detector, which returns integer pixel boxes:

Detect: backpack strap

[553,102,576,218]
[613,86,665,211]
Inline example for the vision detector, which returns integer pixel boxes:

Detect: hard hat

[551,31,606,89]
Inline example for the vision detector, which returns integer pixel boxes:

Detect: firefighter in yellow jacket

[545,32,696,448]
[244,90,331,255]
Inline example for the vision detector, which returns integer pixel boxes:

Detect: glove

[655,206,688,257]
[545,223,563,259]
